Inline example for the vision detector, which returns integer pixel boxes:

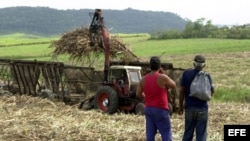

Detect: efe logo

[224,125,249,141]
[228,129,246,136]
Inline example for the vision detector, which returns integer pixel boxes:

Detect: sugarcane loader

[81,9,176,115]
[85,9,145,114]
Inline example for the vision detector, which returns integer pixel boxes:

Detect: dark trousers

[182,107,208,141]
[145,107,172,141]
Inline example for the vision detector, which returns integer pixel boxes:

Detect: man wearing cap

[178,55,214,141]
[136,56,176,141]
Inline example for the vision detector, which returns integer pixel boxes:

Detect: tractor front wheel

[94,86,118,114]
[135,102,145,115]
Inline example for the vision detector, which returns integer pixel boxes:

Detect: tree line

[150,18,250,39]
[1,7,249,39]
[0,7,187,35]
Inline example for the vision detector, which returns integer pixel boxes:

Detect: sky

[1,0,250,25]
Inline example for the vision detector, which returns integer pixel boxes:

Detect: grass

[126,38,250,57]
[213,87,250,102]
[0,44,53,59]
[1,33,250,102]
[1,34,250,60]
[0,33,57,46]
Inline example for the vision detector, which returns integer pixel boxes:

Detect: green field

[1,33,250,60]
[0,33,250,102]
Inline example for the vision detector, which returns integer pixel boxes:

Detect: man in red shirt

[136,56,176,141]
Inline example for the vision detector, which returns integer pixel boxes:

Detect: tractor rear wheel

[94,86,118,114]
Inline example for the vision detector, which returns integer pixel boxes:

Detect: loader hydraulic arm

[89,9,110,82]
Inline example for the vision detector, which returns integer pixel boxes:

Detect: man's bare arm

[162,74,176,89]
[178,86,185,115]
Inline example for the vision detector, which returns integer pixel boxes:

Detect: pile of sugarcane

[50,27,139,65]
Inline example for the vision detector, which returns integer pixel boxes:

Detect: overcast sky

[1,0,250,25]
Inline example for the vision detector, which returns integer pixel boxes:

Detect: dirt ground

[0,94,249,141]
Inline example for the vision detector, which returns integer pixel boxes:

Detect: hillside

[0,7,187,35]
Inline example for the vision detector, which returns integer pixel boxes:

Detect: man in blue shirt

[178,55,214,141]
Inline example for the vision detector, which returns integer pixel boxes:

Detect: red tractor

[93,65,144,114]
[84,9,176,115]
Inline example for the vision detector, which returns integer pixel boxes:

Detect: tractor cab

[108,65,142,98]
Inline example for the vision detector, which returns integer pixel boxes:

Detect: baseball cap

[194,55,205,63]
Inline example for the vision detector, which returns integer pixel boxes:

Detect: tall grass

[213,88,250,102]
